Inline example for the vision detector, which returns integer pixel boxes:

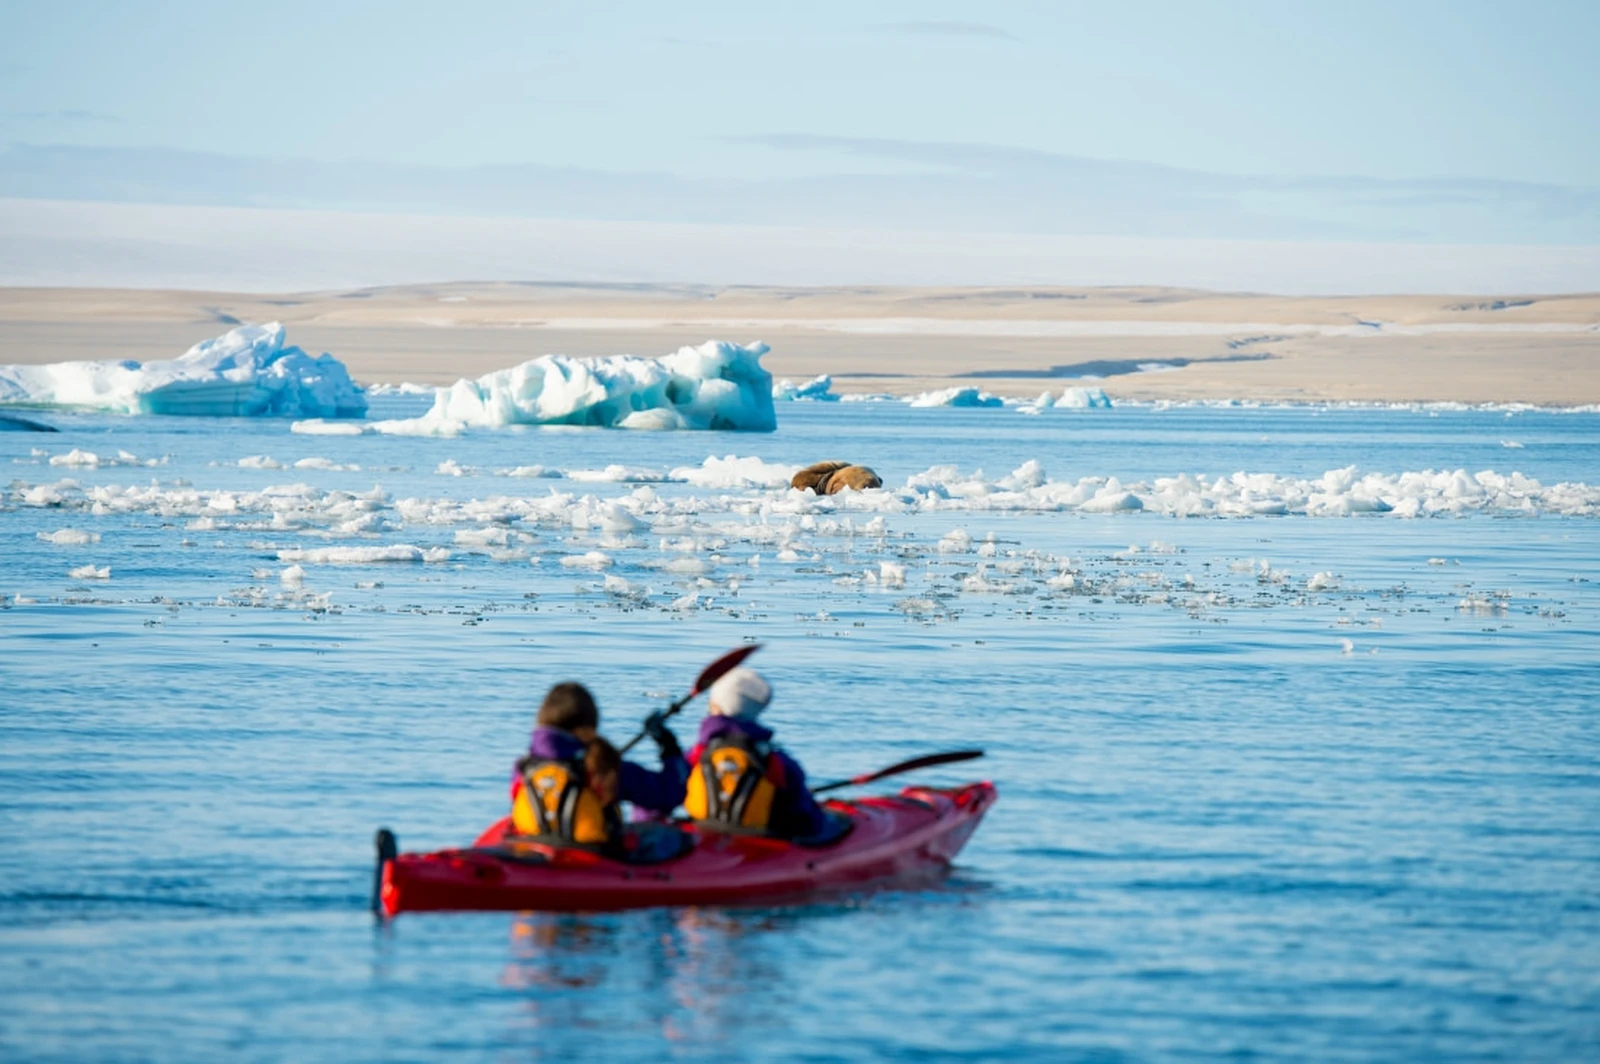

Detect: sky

[1,1,1597,288]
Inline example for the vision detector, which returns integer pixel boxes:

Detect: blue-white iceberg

[0,323,366,418]
[373,340,776,434]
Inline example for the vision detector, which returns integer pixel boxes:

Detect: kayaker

[511,682,689,844]
[684,667,840,841]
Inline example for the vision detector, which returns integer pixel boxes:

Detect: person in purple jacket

[684,667,842,842]
[510,682,688,827]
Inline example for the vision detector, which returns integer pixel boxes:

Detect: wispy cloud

[873,21,1018,42]
[1,109,122,124]
[1,138,1594,245]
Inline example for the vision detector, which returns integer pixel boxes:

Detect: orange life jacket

[684,731,779,831]
[511,756,619,847]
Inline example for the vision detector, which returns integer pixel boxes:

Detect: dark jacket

[516,726,689,816]
[689,715,828,838]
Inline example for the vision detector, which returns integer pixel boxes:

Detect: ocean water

[3,400,1598,1062]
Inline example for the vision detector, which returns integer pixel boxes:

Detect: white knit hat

[708,667,773,720]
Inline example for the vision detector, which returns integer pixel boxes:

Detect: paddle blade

[689,643,762,698]
[621,644,765,755]
[812,749,985,795]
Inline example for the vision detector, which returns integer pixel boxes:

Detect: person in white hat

[683,667,831,839]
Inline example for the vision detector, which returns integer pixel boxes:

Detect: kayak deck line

[375,781,996,916]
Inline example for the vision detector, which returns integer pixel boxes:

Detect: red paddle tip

[691,643,762,695]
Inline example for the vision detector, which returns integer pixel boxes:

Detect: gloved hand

[643,711,682,759]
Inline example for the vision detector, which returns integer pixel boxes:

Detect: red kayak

[375,781,996,915]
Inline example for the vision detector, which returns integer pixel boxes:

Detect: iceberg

[0,323,366,418]
[1057,386,1113,409]
[380,340,776,433]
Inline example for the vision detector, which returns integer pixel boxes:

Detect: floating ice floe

[38,528,100,545]
[0,323,366,418]
[772,375,839,402]
[908,387,1004,409]
[276,545,450,564]
[292,419,367,436]
[368,340,776,434]
[670,455,799,489]
[560,551,614,569]
[365,382,433,396]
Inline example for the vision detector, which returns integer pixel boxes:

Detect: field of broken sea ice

[3,396,1599,1062]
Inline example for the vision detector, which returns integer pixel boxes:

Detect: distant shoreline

[2,282,1597,407]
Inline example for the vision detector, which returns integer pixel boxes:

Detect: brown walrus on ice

[790,461,883,495]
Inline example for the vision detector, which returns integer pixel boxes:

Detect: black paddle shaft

[619,644,762,754]
[812,749,986,795]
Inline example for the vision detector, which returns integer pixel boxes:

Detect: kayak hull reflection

[378,782,995,915]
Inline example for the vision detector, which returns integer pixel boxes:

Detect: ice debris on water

[909,387,1004,409]
[276,545,450,564]
[68,564,110,580]
[291,419,366,436]
[772,375,838,402]
[0,323,366,419]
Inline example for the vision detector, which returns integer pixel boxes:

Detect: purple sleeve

[775,751,829,837]
[619,751,690,814]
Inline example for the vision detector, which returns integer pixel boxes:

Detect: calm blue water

[3,402,1598,1062]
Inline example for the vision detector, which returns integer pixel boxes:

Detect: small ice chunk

[560,551,613,570]
[68,564,110,580]
[291,419,368,436]
[37,528,100,545]
[938,529,974,554]
[280,564,306,587]
[454,527,513,548]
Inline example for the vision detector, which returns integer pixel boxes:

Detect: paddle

[619,644,763,754]
[811,749,985,795]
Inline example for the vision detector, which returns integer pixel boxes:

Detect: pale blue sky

[1,1,1596,244]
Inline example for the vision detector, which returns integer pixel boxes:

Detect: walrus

[790,461,883,495]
